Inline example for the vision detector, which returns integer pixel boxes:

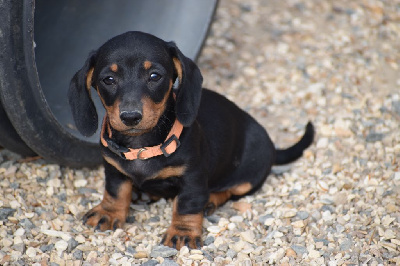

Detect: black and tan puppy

[68,31,314,249]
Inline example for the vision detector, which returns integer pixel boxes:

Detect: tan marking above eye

[144,60,152,70]
[110,63,118,72]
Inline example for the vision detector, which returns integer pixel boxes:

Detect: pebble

[188,254,204,260]
[258,214,273,224]
[207,226,221,234]
[230,215,244,223]
[206,215,220,224]
[42,229,71,241]
[336,223,346,234]
[264,217,275,226]
[240,230,255,243]
[317,138,329,148]
[339,239,353,251]
[13,236,23,245]
[214,237,225,248]
[178,246,189,256]
[67,238,79,252]
[226,249,237,258]
[2,238,12,247]
[292,220,305,228]
[73,179,87,188]
[73,249,83,260]
[160,259,179,266]
[282,210,297,218]
[55,240,69,252]
[366,132,384,142]
[291,245,308,256]
[227,222,236,230]
[142,260,159,266]
[383,229,396,240]
[68,204,80,216]
[40,244,54,253]
[150,245,178,258]
[25,247,37,258]
[20,218,35,230]
[47,178,61,188]
[204,236,215,246]
[309,250,320,259]
[86,250,98,261]
[12,243,26,253]
[296,211,309,220]
[14,228,25,236]
[134,251,149,259]
[75,235,86,244]
[0,208,16,221]
[9,200,21,209]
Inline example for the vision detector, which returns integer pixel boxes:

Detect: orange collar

[100,115,183,160]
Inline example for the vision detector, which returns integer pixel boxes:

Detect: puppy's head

[68,31,203,137]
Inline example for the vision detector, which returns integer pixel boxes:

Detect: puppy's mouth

[120,127,151,136]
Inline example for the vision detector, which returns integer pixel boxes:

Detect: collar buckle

[160,134,181,157]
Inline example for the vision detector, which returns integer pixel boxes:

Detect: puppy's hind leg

[204,182,253,216]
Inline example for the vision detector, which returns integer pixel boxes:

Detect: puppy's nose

[120,111,142,126]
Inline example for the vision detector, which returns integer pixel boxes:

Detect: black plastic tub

[0,0,217,167]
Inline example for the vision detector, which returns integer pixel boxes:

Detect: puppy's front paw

[161,226,202,249]
[83,204,126,231]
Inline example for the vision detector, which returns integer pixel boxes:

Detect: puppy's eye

[103,76,116,85]
[149,73,162,82]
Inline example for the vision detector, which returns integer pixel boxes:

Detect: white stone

[309,250,320,259]
[384,229,396,240]
[230,215,244,223]
[227,223,236,230]
[47,178,61,188]
[2,238,13,247]
[179,246,189,256]
[26,247,37,258]
[9,200,21,209]
[55,240,68,252]
[240,230,255,243]
[14,228,25,237]
[188,254,204,260]
[207,226,221,234]
[76,234,86,243]
[264,218,275,226]
[316,138,329,149]
[74,179,88,188]
[42,229,71,241]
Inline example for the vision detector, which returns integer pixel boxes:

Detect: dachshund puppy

[68,31,314,249]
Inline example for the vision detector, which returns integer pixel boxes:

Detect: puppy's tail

[274,122,314,165]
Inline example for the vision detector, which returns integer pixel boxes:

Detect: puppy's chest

[104,153,186,188]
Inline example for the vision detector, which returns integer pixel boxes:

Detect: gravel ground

[1,0,400,265]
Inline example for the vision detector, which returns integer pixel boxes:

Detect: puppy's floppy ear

[68,51,98,137]
[168,42,203,127]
